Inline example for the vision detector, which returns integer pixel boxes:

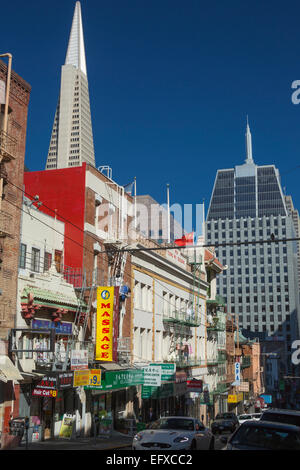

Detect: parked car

[211,412,239,434]
[220,420,300,450]
[260,408,300,427]
[132,416,214,450]
[238,414,254,425]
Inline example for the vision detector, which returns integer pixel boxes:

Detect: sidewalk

[7,431,133,451]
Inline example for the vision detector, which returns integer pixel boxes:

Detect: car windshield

[231,425,300,450]
[239,415,252,420]
[261,412,300,427]
[149,418,195,431]
[216,413,235,420]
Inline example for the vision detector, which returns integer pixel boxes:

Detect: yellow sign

[59,414,75,439]
[228,392,243,403]
[89,369,101,387]
[95,287,114,361]
[73,369,90,387]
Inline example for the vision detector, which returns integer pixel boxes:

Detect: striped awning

[0,356,23,383]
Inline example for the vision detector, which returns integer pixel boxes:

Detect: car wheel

[190,440,197,450]
[209,436,215,450]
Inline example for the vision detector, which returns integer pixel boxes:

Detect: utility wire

[5,178,298,254]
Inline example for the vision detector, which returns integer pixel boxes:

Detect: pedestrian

[147,407,156,422]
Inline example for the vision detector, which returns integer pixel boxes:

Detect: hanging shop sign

[73,369,90,387]
[238,381,250,392]
[95,287,114,361]
[112,286,120,362]
[84,369,102,390]
[32,372,74,397]
[150,363,176,382]
[32,388,57,398]
[228,393,243,404]
[32,375,58,398]
[187,379,203,393]
[141,383,174,399]
[234,362,241,385]
[92,368,144,392]
[71,350,88,370]
[143,365,161,387]
[57,372,74,390]
[260,394,272,404]
[32,319,72,335]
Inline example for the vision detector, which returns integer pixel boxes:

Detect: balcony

[206,318,225,332]
[0,210,13,237]
[163,357,204,369]
[0,130,17,162]
[163,310,201,327]
[207,352,226,366]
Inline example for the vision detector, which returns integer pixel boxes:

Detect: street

[10,432,228,451]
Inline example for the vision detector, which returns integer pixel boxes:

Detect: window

[44,252,52,272]
[19,243,27,269]
[31,248,40,272]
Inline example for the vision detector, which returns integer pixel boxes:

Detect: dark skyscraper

[206,121,300,371]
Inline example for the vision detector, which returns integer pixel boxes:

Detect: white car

[251,413,262,421]
[238,414,254,425]
[132,416,214,450]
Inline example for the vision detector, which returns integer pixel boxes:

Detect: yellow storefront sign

[95,287,114,361]
[228,392,243,403]
[89,369,101,387]
[73,369,90,387]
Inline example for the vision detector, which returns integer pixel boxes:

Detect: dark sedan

[211,412,239,435]
[221,420,300,450]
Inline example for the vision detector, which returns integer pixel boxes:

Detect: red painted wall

[24,164,86,269]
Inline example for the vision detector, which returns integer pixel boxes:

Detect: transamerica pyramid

[45,1,95,169]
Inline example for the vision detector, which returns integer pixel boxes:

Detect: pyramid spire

[245,116,254,164]
[45,1,95,170]
[65,1,87,76]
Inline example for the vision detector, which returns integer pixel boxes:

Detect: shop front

[86,368,144,436]
[29,371,75,441]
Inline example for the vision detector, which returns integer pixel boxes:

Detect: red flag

[174,232,194,247]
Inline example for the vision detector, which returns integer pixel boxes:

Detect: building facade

[206,122,300,372]
[0,59,31,446]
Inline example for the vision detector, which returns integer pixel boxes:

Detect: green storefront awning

[86,368,145,392]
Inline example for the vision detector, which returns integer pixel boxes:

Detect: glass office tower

[206,123,300,370]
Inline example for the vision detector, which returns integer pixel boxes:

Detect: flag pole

[167,183,170,243]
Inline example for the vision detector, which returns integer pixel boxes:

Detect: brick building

[0,59,31,340]
[0,58,31,446]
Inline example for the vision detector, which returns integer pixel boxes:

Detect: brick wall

[0,60,31,340]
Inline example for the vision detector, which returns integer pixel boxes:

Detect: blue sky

[2,0,300,228]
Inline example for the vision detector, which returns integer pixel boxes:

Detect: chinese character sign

[95,287,114,361]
